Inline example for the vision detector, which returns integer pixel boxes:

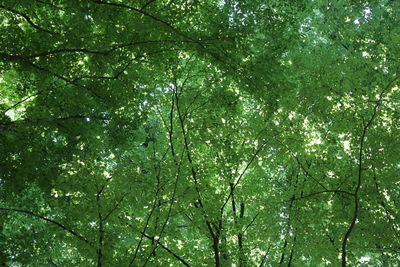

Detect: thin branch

[169,88,176,159]
[182,87,208,122]
[243,212,259,234]
[29,61,105,101]
[0,207,94,248]
[21,40,191,59]
[140,0,157,10]
[2,90,43,115]
[221,143,266,213]
[142,152,184,265]
[0,53,105,101]
[0,4,59,34]
[90,0,249,80]
[0,115,108,131]
[288,190,354,202]
[258,245,271,267]
[102,193,128,221]
[91,1,202,47]
[233,143,266,189]
[294,156,328,191]
[341,75,399,267]
[95,185,105,267]
[173,78,220,266]
[128,188,160,266]
[30,60,102,101]
[273,137,328,191]
[142,232,191,266]
[72,57,135,83]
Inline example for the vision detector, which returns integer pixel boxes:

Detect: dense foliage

[1,0,399,266]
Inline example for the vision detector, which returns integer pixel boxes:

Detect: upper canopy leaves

[1,0,399,266]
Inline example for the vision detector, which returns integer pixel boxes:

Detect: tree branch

[0,207,94,248]
[140,0,157,10]
[0,4,59,34]
[128,186,161,266]
[221,143,266,213]
[2,90,43,115]
[102,193,128,221]
[96,185,105,267]
[258,245,271,267]
[142,232,191,266]
[142,150,184,265]
[341,75,399,266]
[173,79,221,266]
[288,190,354,202]
[0,115,108,131]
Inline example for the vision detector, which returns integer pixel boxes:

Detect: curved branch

[341,75,399,267]
[0,207,94,248]
[140,0,157,10]
[90,0,244,76]
[91,1,199,45]
[0,53,105,101]
[0,4,58,34]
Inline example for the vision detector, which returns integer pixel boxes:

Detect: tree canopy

[1,0,399,266]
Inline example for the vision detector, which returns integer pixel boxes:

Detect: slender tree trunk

[213,236,220,267]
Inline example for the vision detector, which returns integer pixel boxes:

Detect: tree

[1,0,399,266]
